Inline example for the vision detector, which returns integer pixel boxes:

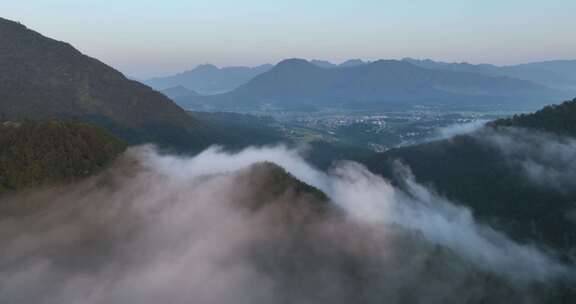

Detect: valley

[198,104,531,152]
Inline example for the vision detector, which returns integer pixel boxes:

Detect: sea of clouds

[0,143,572,303]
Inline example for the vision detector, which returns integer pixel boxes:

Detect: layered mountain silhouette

[144,63,273,94]
[160,85,199,99]
[182,58,565,110]
[310,59,368,68]
[0,17,217,150]
[403,58,576,91]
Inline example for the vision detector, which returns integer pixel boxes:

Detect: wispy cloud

[0,145,570,303]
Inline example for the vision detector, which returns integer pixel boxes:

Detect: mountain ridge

[144,63,274,94]
[0,17,215,150]
[180,58,565,110]
[403,57,576,91]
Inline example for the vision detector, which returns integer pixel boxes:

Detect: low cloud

[432,120,488,141]
[474,127,576,192]
[0,145,571,303]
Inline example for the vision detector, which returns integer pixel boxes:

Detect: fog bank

[0,145,570,303]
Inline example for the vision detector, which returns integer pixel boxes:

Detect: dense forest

[493,97,576,136]
[0,120,125,194]
[364,98,576,258]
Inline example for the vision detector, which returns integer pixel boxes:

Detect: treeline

[493,97,576,136]
[0,120,125,193]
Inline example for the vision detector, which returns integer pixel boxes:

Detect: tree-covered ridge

[364,98,576,256]
[493,97,576,137]
[0,17,215,151]
[0,120,126,193]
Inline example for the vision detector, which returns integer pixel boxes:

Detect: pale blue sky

[4,0,576,78]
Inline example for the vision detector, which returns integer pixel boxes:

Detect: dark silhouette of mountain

[192,58,564,110]
[403,58,576,91]
[144,63,273,94]
[0,120,125,195]
[160,85,200,99]
[0,17,217,150]
[364,97,576,255]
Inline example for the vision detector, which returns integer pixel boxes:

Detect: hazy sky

[4,0,576,78]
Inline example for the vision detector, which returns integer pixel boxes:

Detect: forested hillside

[493,98,576,136]
[0,17,215,151]
[0,120,125,194]
[365,98,576,255]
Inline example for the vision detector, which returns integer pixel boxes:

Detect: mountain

[160,85,200,99]
[191,58,565,110]
[189,111,285,147]
[339,58,367,67]
[0,120,125,195]
[363,97,576,254]
[144,63,274,94]
[310,59,368,68]
[310,59,337,68]
[0,17,215,150]
[3,146,571,303]
[403,58,576,91]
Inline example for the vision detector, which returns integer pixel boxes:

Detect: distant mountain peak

[367,59,418,70]
[310,59,337,68]
[276,58,312,66]
[194,64,219,71]
[273,58,319,71]
[339,59,367,67]
[145,63,274,94]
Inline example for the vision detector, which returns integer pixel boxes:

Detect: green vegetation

[365,98,576,256]
[236,162,330,218]
[190,111,284,147]
[493,97,576,136]
[367,134,576,253]
[0,120,126,193]
[0,17,214,152]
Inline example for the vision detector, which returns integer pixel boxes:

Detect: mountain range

[144,60,369,94]
[144,63,273,94]
[148,58,576,102]
[403,58,576,91]
[310,58,368,68]
[176,58,567,111]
